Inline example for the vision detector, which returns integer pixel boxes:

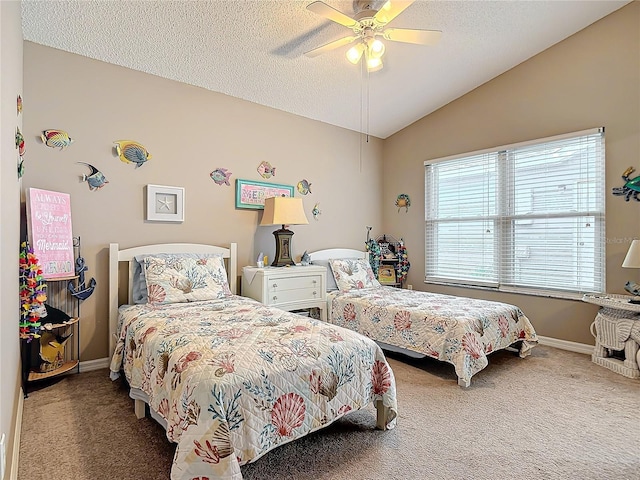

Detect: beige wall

[1,0,23,476]
[19,1,640,363]
[22,41,384,362]
[382,2,640,345]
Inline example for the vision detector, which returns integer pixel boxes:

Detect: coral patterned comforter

[327,287,538,386]
[109,295,398,480]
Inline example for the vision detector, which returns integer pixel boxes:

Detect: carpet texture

[19,345,640,480]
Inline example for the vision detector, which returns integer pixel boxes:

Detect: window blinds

[425,128,605,296]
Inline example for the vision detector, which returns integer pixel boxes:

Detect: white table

[242,265,327,321]
[582,294,640,378]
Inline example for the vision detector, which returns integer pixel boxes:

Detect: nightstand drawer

[265,286,322,305]
[267,275,322,293]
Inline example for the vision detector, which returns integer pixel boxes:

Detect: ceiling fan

[304,0,441,72]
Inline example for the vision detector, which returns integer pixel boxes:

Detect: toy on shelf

[374,233,410,288]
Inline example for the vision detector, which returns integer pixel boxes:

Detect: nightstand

[242,265,327,321]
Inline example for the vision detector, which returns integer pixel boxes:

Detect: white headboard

[108,242,237,356]
[308,248,367,263]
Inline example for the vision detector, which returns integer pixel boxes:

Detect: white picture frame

[146,184,185,222]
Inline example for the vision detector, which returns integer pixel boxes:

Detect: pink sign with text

[26,188,75,279]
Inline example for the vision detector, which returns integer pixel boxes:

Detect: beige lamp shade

[260,197,309,226]
[622,240,640,268]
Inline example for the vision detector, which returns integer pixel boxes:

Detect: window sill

[423,280,590,301]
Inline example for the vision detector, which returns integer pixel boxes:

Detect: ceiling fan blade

[306,1,358,28]
[304,36,358,58]
[383,28,442,45]
[374,0,415,25]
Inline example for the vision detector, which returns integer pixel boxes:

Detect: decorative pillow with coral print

[143,254,232,304]
[328,258,381,292]
[133,253,226,304]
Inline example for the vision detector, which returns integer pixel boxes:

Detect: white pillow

[133,253,227,304]
[142,254,231,304]
[328,258,381,292]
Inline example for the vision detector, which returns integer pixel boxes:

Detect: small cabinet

[242,265,327,320]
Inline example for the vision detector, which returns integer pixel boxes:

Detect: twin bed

[109,242,537,479]
[309,248,538,388]
[108,243,397,480]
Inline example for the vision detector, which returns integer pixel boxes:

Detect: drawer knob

[272,296,277,301]
[312,279,317,284]
[313,291,317,296]
[272,283,278,288]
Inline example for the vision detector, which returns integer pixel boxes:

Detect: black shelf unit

[375,234,403,288]
[21,237,82,396]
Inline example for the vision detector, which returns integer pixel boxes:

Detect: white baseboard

[10,390,23,480]
[537,335,594,355]
[79,357,110,372]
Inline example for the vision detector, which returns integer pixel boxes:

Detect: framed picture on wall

[235,179,294,210]
[146,184,185,222]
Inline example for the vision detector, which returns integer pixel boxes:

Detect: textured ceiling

[21,0,630,139]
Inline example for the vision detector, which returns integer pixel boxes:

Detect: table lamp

[260,196,308,267]
[622,239,640,297]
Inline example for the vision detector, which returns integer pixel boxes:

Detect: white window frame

[424,128,605,299]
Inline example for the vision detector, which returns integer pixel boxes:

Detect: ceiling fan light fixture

[346,43,365,64]
[369,38,385,59]
[305,0,442,73]
[366,56,383,72]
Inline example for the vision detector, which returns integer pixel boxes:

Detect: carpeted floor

[19,345,640,480]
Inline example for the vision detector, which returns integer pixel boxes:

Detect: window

[424,128,605,297]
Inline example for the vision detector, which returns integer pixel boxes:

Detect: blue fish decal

[78,162,108,191]
[114,140,152,168]
[297,179,312,195]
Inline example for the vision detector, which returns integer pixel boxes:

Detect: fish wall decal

[257,161,276,179]
[78,162,109,190]
[297,179,312,195]
[114,140,152,168]
[41,129,73,149]
[210,168,232,186]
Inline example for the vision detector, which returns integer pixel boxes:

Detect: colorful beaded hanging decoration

[19,241,47,340]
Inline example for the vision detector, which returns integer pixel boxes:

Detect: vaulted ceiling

[21,0,630,138]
